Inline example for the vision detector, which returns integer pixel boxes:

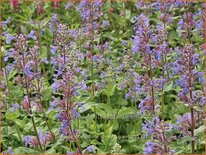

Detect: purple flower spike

[72,107,80,118]
[50,46,58,54]
[5,32,15,44]
[10,103,20,112]
[23,135,33,146]
[27,30,37,40]
[24,66,32,77]
[103,20,110,27]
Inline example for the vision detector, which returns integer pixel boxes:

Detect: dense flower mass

[1,0,205,154]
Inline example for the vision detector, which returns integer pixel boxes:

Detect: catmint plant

[172,43,205,153]
[131,12,157,114]
[143,117,175,154]
[50,21,88,153]
[172,4,205,153]
[2,1,205,154]
[3,32,54,152]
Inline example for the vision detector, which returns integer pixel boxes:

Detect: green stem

[5,73,10,141]
[90,9,97,132]
[14,123,23,144]
[161,55,166,119]
[188,54,195,154]
[149,54,155,114]
[33,49,55,142]
[107,95,110,105]
[185,9,195,153]
[37,23,46,75]
[31,115,44,152]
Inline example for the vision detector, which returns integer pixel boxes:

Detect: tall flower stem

[64,73,81,153]
[149,54,155,113]
[35,22,55,142]
[34,58,55,142]
[68,124,82,153]
[189,63,195,154]
[160,1,169,119]
[14,123,23,144]
[22,54,43,153]
[37,23,46,75]
[26,84,43,153]
[37,79,55,142]
[4,71,11,140]
[161,55,166,119]
[89,8,97,132]
[91,44,98,132]
[185,10,195,154]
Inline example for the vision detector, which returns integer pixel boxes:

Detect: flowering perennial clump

[1,0,205,154]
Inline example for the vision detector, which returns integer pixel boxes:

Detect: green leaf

[40,17,51,29]
[15,119,25,129]
[81,102,99,112]
[193,105,204,112]
[95,107,107,119]
[163,81,173,92]
[42,85,52,102]
[45,148,56,154]
[5,111,19,120]
[47,109,57,120]
[125,9,131,20]
[119,99,128,106]
[14,147,40,154]
[101,134,117,152]
[40,46,48,59]
[195,125,205,136]
[134,119,142,135]
[117,107,135,119]
[104,123,113,136]
[104,84,116,96]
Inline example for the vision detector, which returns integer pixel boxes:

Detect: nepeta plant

[3,32,54,152]
[50,22,87,153]
[172,43,205,153]
[172,5,205,153]
[143,117,175,154]
[2,1,205,154]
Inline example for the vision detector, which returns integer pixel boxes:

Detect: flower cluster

[143,117,175,154]
[23,131,52,147]
[2,1,205,154]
